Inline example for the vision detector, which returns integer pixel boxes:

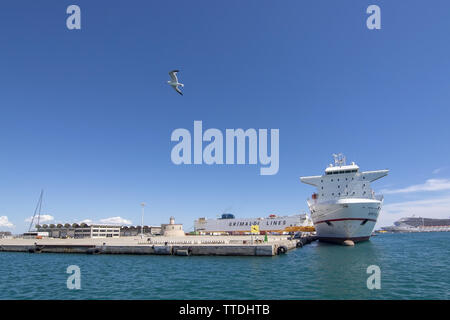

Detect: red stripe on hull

[315,218,377,224]
[318,236,371,244]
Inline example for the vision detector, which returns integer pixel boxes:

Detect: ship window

[345,178,348,181]
[338,193,341,196]
[352,178,354,180]
[332,193,334,196]
[363,191,366,194]
[363,177,366,179]
[331,179,333,182]
[337,179,340,181]
[322,194,324,196]
[321,187,323,189]
[363,184,366,187]
[338,185,340,188]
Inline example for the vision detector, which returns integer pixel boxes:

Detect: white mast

[140,202,146,238]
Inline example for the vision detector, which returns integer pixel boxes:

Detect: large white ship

[300,154,388,244]
[194,213,313,235]
[381,216,450,233]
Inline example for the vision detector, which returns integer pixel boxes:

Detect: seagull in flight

[167,70,184,95]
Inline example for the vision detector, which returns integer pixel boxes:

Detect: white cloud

[78,219,93,224]
[377,195,450,228]
[432,167,448,174]
[25,214,54,223]
[0,216,14,228]
[381,179,450,194]
[99,216,132,225]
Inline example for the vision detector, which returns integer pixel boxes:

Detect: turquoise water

[0,232,448,299]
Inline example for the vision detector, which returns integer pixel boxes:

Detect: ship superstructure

[300,154,388,244]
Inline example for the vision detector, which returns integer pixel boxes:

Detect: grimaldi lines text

[194,213,313,235]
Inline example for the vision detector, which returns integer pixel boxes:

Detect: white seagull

[167,70,184,95]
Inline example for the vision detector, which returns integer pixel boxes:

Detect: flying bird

[167,70,184,95]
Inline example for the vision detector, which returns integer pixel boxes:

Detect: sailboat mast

[28,190,44,232]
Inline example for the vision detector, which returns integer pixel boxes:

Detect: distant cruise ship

[381,217,450,233]
[194,213,313,235]
[300,154,388,244]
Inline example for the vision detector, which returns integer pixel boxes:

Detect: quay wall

[0,235,317,256]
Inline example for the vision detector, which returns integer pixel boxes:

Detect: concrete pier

[0,235,317,257]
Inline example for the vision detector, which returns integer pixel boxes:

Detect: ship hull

[308,198,382,244]
[194,214,312,234]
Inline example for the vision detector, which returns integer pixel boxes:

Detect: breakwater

[0,235,317,256]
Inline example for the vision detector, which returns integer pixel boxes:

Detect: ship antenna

[332,153,346,167]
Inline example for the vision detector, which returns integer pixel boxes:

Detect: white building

[37,223,120,238]
[90,225,120,238]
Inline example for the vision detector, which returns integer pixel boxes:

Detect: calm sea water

[0,232,448,300]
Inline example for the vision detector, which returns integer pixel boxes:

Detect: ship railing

[307,193,384,201]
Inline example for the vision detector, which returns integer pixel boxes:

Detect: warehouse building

[35,223,162,238]
[120,226,161,237]
[0,231,12,239]
[37,223,120,239]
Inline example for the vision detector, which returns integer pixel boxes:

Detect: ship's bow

[310,198,382,244]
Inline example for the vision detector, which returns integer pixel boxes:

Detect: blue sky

[0,0,449,232]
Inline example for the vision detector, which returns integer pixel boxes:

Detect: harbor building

[37,223,120,238]
[23,231,49,239]
[161,217,185,237]
[34,223,163,238]
[0,231,12,239]
[120,226,161,237]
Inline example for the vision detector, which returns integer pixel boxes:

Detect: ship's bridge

[325,163,359,175]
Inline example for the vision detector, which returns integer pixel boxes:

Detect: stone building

[161,217,185,237]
